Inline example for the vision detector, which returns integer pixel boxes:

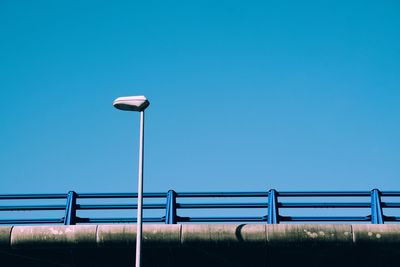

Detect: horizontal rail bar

[0,219,64,224]
[183,217,266,222]
[282,216,370,222]
[280,202,371,208]
[0,194,67,200]
[176,192,269,197]
[382,203,400,208]
[0,205,65,211]
[82,217,164,223]
[278,192,371,197]
[77,204,165,210]
[77,193,166,198]
[178,203,268,209]
[381,192,400,197]
[184,216,372,222]
[3,191,400,199]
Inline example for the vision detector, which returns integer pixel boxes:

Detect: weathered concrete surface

[267,224,353,245]
[11,225,98,249]
[0,226,12,248]
[181,224,266,247]
[97,224,181,248]
[1,224,400,267]
[353,224,400,244]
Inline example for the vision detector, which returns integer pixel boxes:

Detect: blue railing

[0,189,400,225]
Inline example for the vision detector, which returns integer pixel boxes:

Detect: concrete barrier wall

[1,224,400,249]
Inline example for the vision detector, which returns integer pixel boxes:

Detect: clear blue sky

[0,1,399,194]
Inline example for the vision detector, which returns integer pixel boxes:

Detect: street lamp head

[113,96,150,112]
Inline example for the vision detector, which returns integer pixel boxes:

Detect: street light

[113,95,150,267]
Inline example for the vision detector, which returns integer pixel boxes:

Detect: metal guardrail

[0,189,399,225]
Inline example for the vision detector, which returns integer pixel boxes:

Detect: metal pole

[135,110,145,267]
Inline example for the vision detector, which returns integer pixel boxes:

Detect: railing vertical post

[268,189,279,224]
[371,189,384,224]
[64,191,77,225]
[165,190,177,224]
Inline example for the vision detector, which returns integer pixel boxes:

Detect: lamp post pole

[112,96,150,267]
[135,110,145,267]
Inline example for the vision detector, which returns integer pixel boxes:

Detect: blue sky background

[0,0,399,195]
